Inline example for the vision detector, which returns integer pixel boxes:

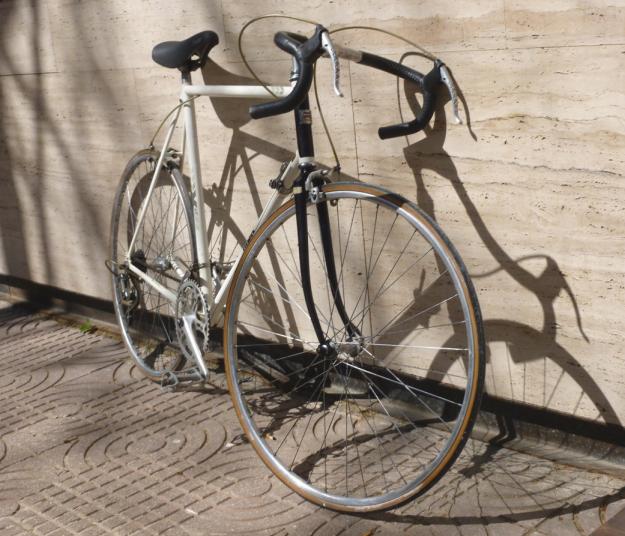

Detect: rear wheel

[224,182,485,512]
[110,149,198,379]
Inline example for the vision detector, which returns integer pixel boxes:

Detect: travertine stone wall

[0,1,623,426]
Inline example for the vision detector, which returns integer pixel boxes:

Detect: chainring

[175,278,210,364]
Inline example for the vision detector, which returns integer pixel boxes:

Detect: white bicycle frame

[125,75,301,370]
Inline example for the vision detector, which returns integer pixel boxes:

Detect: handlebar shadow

[396,64,619,434]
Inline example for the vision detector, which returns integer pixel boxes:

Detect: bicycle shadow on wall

[194,55,625,522]
[198,60,459,369]
[394,57,620,432]
[198,53,619,406]
[196,58,297,341]
[198,52,623,446]
[372,74,625,521]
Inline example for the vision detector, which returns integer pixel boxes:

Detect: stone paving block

[605,499,625,522]
[1,302,625,535]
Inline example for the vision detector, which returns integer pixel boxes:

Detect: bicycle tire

[223,182,485,512]
[110,149,198,379]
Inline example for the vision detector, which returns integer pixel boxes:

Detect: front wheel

[223,182,485,512]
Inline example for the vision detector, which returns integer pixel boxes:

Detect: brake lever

[321,31,343,97]
[439,64,462,124]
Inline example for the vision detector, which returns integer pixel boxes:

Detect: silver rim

[225,185,482,511]
[111,153,196,377]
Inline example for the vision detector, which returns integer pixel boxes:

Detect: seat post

[181,69,192,86]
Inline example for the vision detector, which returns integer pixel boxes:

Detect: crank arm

[181,314,208,378]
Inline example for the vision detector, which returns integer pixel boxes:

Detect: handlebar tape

[357,54,441,139]
[249,28,325,120]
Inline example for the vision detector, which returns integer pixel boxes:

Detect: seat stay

[127,105,182,257]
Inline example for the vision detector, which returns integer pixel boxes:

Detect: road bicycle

[108,24,485,512]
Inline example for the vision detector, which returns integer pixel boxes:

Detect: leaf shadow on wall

[0,1,121,299]
[0,1,40,298]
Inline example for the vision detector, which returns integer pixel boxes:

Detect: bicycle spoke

[342,360,461,408]
[368,342,467,352]
[368,292,458,346]
[235,319,313,348]
[242,265,335,338]
[327,197,359,335]
[341,246,436,341]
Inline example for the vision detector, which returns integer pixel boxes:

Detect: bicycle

[108,23,485,512]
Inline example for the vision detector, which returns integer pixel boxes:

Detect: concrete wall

[0,1,624,427]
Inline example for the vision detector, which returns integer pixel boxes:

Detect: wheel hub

[153,255,171,272]
[335,339,363,358]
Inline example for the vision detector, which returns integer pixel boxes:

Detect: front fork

[293,165,360,353]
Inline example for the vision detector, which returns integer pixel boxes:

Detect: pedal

[161,371,180,392]
[160,368,204,392]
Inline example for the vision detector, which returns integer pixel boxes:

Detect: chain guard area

[175,278,210,367]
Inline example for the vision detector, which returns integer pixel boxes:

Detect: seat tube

[181,70,211,295]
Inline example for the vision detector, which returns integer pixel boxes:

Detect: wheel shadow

[392,61,620,428]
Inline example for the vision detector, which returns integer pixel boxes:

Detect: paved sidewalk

[0,299,624,535]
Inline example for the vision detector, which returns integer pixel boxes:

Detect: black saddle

[152,31,219,71]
